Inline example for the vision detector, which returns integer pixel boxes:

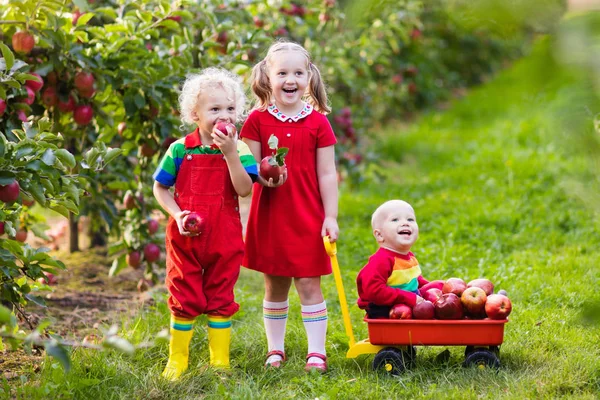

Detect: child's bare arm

[317,145,339,241]
[213,130,253,197]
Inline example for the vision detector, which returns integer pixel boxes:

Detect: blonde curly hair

[179,67,246,125]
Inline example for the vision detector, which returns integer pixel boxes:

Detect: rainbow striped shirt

[387,253,421,293]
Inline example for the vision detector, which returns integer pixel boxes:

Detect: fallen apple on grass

[389,303,412,319]
[260,134,288,184]
[485,294,512,320]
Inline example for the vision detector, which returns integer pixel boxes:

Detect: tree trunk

[89,226,107,247]
[69,212,79,253]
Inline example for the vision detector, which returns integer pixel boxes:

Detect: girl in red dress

[240,41,339,373]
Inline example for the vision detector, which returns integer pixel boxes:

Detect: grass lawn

[5,36,600,399]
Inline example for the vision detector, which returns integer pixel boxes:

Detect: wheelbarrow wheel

[373,347,412,375]
[463,349,500,369]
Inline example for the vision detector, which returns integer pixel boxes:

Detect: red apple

[214,121,236,136]
[46,71,58,85]
[25,73,44,92]
[461,287,487,318]
[57,95,76,113]
[14,229,28,243]
[127,251,141,269]
[79,87,95,99]
[143,243,161,263]
[147,219,159,235]
[72,10,84,24]
[166,15,181,23]
[413,300,435,320]
[0,181,21,203]
[0,99,6,116]
[434,293,463,320]
[162,136,177,149]
[22,198,35,207]
[422,288,442,304]
[0,222,5,235]
[37,271,57,285]
[12,31,35,54]
[117,122,127,135]
[485,294,512,320]
[392,74,403,85]
[182,212,204,234]
[74,105,94,125]
[260,156,287,183]
[17,110,28,122]
[467,278,494,296]
[253,16,264,27]
[442,278,467,297]
[41,87,58,107]
[389,303,412,319]
[408,82,418,95]
[123,192,136,210]
[74,72,95,91]
[20,86,36,105]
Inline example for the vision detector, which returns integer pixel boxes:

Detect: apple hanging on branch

[259,134,289,184]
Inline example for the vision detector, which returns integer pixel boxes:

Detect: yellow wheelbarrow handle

[323,236,356,347]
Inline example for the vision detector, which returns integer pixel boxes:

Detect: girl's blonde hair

[250,41,331,114]
[179,67,246,125]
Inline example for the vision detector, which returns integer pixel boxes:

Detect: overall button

[233,195,238,200]
[235,207,239,211]
[288,120,292,123]
[286,133,291,137]
[187,155,192,160]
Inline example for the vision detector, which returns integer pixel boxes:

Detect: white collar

[267,102,313,122]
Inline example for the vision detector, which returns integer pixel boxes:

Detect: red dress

[240,104,337,277]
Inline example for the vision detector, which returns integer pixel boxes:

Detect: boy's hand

[321,217,339,242]
[212,124,237,156]
[174,210,198,237]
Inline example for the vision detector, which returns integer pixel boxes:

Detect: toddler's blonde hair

[250,41,331,114]
[179,67,246,125]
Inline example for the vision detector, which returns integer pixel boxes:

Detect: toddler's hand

[211,125,237,156]
[321,217,339,242]
[174,210,197,237]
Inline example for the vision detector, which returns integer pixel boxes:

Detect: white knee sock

[263,299,288,364]
[301,301,328,364]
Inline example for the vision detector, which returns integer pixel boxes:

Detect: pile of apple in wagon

[389,278,512,321]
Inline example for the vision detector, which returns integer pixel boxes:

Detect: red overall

[165,133,244,319]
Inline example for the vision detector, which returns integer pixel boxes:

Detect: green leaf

[103,148,122,165]
[56,199,78,215]
[0,304,12,325]
[41,149,56,166]
[0,43,14,72]
[49,204,70,218]
[45,341,71,372]
[28,181,47,207]
[0,171,16,186]
[77,12,95,26]
[30,224,50,241]
[108,254,127,277]
[24,293,47,308]
[54,149,76,169]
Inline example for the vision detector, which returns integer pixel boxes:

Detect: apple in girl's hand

[485,294,512,320]
[442,278,467,297]
[183,212,204,234]
[434,293,463,320]
[423,288,442,304]
[461,287,487,317]
[413,300,435,319]
[260,134,289,184]
[215,121,236,136]
[467,278,494,296]
[389,303,412,319]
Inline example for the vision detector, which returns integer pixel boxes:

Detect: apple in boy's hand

[182,212,204,234]
[461,287,487,317]
[423,288,442,304]
[485,294,512,320]
[389,303,412,319]
[413,300,435,319]
[442,278,467,297]
[434,293,463,320]
[467,278,494,296]
[215,121,236,136]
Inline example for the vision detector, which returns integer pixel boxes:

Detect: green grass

[6,36,600,399]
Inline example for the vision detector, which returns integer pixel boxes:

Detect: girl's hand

[321,217,339,242]
[211,125,237,157]
[174,210,197,237]
[258,170,288,188]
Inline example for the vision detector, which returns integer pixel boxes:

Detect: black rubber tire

[373,347,413,375]
[463,349,501,369]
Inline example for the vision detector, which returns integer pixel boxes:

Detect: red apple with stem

[12,31,35,54]
[20,86,36,105]
[74,105,94,125]
[260,134,288,183]
[442,278,467,297]
[485,294,512,320]
[182,212,204,234]
[143,243,161,263]
[127,251,141,269]
[461,287,487,318]
[434,293,463,320]
[14,229,28,243]
[147,219,159,235]
[25,73,44,92]
[422,288,442,304]
[467,278,494,296]
[74,72,95,91]
[389,303,412,319]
